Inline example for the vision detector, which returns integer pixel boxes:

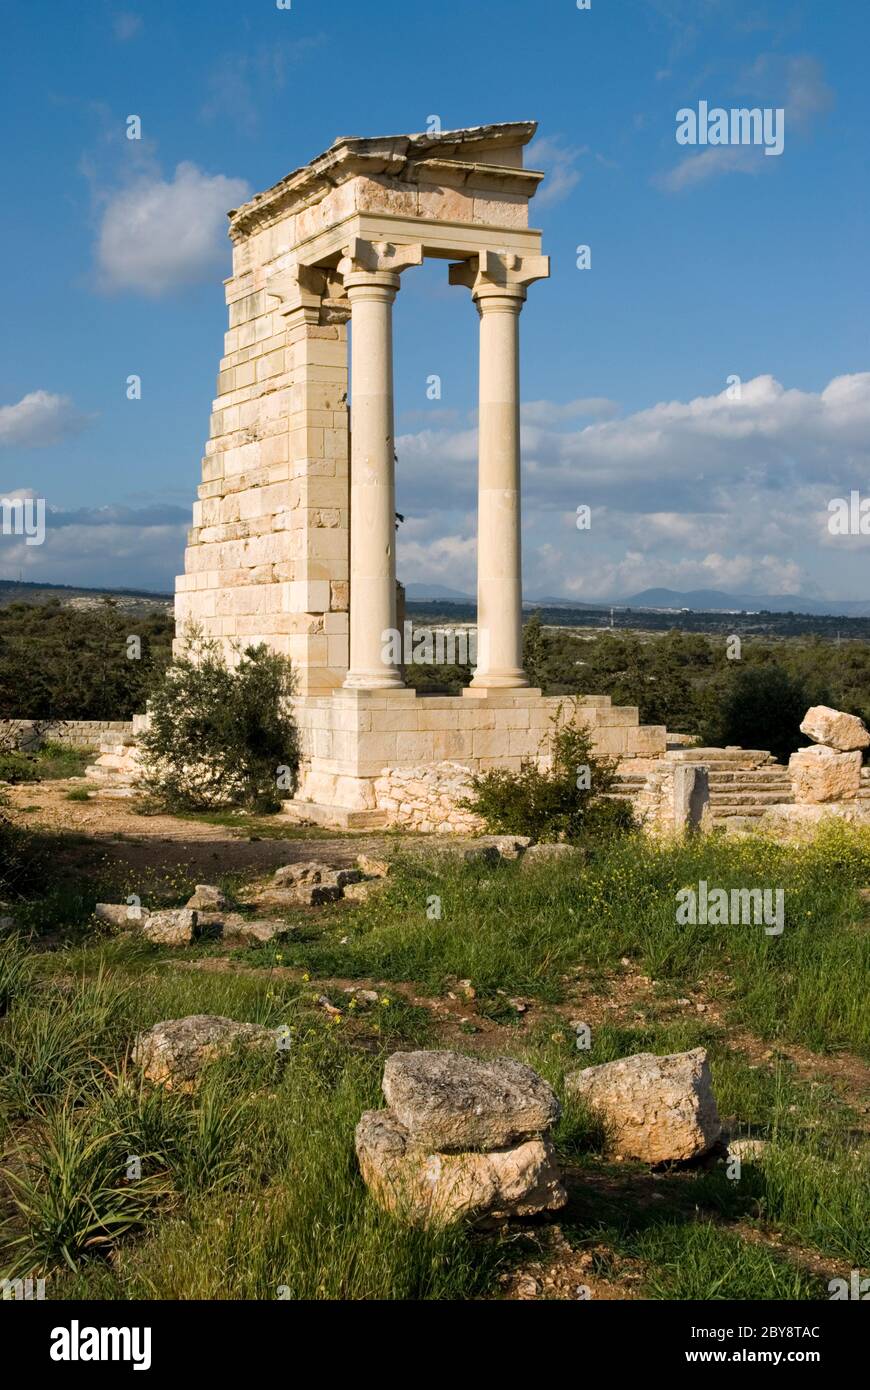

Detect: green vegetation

[517,617,867,759]
[2,813,868,1297]
[0,598,172,721]
[139,632,300,813]
[463,712,633,843]
[0,741,91,785]
[2,726,868,1300]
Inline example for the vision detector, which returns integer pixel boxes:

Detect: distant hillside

[0,578,173,613]
[623,588,870,618]
[403,582,474,602]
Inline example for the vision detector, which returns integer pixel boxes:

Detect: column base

[469,671,530,691]
[343,672,406,691]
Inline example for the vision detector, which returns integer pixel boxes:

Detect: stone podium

[175,123,665,826]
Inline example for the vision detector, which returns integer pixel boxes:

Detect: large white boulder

[799,705,870,752]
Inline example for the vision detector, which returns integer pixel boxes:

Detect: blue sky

[1,0,868,601]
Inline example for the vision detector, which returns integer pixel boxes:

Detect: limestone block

[789,746,862,803]
[417,183,476,221]
[566,1048,722,1164]
[356,1109,565,1227]
[133,1015,279,1089]
[799,705,870,752]
[381,1051,561,1152]
[472,193,529,228]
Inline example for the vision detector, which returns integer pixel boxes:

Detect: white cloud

[522,397,619,425]
[0,502,188,591]
[394,372,870,601]
[95,162,249,295]
[0,391,89,449]
[527,135,587,207]
[655,143,770,191]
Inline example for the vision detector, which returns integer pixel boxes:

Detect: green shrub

[139,631,300,812]
[462,709,632,843]
[0,750,40,784]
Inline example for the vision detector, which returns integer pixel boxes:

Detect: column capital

[448,249,550,305]
[265,262,352,325]
[338,237,423,293]
[266,262,327,324]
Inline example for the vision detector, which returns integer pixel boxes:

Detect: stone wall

[373,762,485,834]
[0,720,134,751]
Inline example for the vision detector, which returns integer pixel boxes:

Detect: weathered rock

[727,1138,767,1163]
[133,1014,279,1087]
[186,884,229,911]
[294,883,342,907]
[382,1051,560,1151]
[0,914,18,933]
[485,835,532,861]
[799,705,870,752]
[343,986,380,1005]
[521,843,584,869]
[343,878,388,903]
[272,861,336,888]
[355,1108,566,1227]
[141,909,198,947]
[95,902,144,928]
[197,912,287,945]
[357,854,390,878]
[789,745,862,803]
[566,1047,722,1163]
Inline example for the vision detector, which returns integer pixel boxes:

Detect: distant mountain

[622,588,870,618]
[403,582,474,601]
[525,596,609,609]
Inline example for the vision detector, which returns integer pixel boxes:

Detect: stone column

[339,239,422,689]
[450,251,549,689]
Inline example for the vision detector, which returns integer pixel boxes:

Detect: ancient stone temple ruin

[173,123,666,827]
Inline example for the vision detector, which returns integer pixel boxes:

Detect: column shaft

[344,273,403,689]
[471,293,528,688]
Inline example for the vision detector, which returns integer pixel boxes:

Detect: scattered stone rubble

[355,1051,566,1226]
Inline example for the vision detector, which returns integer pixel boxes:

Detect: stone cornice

[228,122,540,242]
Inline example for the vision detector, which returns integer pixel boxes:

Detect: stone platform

[286,687,666,829]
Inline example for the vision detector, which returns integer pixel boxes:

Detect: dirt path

[4,780,446,881]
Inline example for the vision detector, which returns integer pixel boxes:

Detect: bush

[139,633,300,813]
[701,666,818,764]
[462,709,633,843]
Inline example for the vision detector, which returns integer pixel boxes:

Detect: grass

[248,823,870,1056]
[1,821,868,1299]
[0,741,91,785]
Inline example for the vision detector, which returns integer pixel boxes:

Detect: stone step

[707,770,790,782]
[710,796,793,811]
